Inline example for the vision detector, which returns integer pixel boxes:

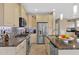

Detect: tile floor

[29,34,48,55]
[29,44,47,55]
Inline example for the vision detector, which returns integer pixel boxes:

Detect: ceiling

[22,3,79,19]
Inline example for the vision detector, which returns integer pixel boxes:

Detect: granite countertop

[46,35,79,50]
[0,34,30,47]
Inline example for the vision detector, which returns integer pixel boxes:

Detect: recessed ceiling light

[50,9,55,12]
[52,9,56,12]
[34,9,38,12]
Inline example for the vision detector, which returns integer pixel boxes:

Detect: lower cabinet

[45,38,58,55]
[50,44,58,55]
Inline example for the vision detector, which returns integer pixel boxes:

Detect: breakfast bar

[45,35,79,55]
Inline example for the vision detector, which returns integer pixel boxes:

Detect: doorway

[37,22,48,44]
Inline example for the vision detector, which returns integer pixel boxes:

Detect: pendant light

[73,4,78,29]
[60,13,63,20]
[73,4,78,18]
[58,13,63,35]
[52,9,56,15]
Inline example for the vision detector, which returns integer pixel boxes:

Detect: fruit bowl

[59,34,70,40]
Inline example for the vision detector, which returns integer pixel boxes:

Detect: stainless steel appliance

[37,22,48,44]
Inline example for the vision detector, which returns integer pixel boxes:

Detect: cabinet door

[21,5,28,27]
[4,4,15,26]
[4,3,20,27]
[0,4,4,26]
[50,44,58,55]
[13,4,20,27]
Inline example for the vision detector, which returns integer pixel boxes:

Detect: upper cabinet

[0,3,28,27]
[28,15,36,28]
[0,4,4,26]
[13,4,20,27]
[4,3,20,27]
[20,5,28,27]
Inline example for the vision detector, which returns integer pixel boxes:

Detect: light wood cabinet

[0,3,28,27]
[28,15,36,28]
[0,4,4,26]
[32,16,36,28]
[13,4,20,27]
[4,3,20,27]
[20,5,28,27]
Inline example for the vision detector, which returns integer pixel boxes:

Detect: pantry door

[37,22,48,44]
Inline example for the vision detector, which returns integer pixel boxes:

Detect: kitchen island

[0,34,30,55]
[45,35,79,55]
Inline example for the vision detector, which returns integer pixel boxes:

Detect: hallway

[29,34,48,55]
